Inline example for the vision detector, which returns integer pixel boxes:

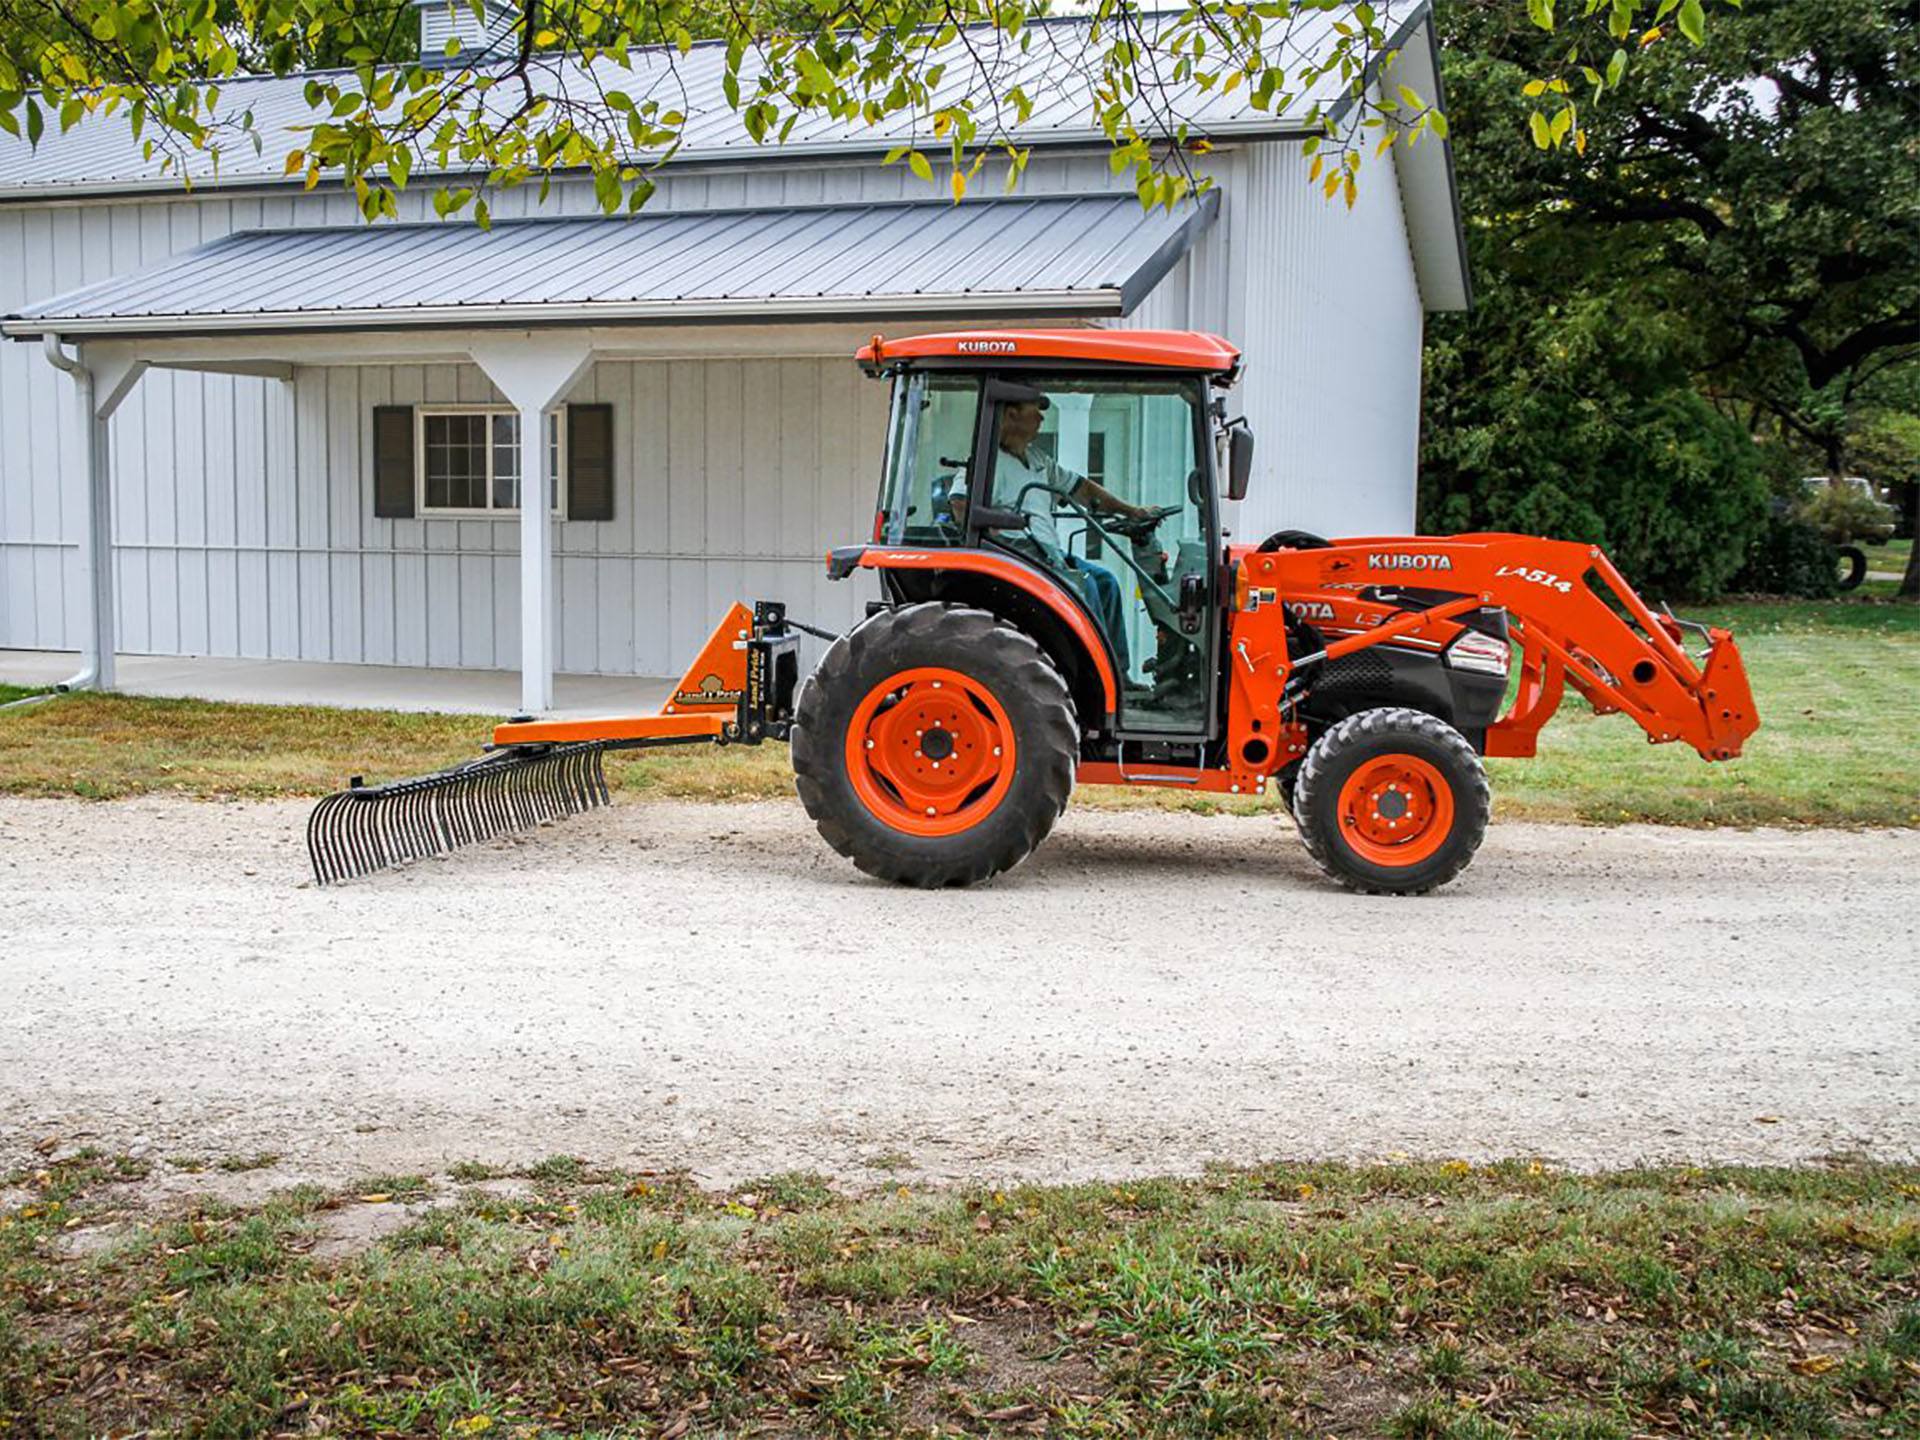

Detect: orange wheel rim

[1335,754,1454,866]
[845,667,1017,837]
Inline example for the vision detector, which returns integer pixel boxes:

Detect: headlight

[1445,630,1510,678]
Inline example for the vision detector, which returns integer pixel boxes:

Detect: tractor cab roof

[857,329,1241,384]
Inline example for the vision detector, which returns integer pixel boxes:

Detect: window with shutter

[567,403,614,522]
[372,406,416,518]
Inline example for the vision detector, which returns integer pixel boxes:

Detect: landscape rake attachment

[307,741,612,886]
[306,602,801,885]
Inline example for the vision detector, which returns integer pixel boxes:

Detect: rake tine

[306,742,613,886]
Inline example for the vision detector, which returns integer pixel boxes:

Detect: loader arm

[1254,534,1758,762]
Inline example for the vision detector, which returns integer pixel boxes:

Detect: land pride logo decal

[1367,552,1455,572]
[674,672,743,707]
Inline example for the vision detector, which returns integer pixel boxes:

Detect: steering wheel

[1105,504,1180,543]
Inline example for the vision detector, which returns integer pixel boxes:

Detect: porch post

[469,335,597,716]
[40,336,145,691]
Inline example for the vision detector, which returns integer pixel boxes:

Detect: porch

[0,647,666,715]
[0,193,1218,715]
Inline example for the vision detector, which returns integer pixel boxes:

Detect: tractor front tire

[792,603,1078,887]
[1291,707,1489,895]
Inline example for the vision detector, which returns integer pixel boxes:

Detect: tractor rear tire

[1291,707,1489,895]
[792,603,1078,887]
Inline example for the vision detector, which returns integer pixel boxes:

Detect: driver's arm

[1067,474,1152,522]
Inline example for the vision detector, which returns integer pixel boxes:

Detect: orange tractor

[310,329,1758,894]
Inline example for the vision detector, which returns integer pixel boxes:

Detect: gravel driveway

[2,796,1915,1187]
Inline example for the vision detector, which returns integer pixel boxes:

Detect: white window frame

[415,404,567,519]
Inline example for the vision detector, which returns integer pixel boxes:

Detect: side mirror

[1226,424,1254,502]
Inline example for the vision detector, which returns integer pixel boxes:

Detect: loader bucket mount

[306,601,802,885]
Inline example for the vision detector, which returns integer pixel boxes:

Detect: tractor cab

[858,330,1246,738]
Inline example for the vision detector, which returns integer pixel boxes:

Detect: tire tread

[791,603,1076,887]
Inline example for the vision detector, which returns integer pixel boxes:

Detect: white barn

[0,3,1467,713]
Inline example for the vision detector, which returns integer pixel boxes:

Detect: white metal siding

[1222,140,1423,544]
[0,143,1425,672]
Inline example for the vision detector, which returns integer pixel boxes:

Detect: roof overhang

[4,191,1220,342]
[1386,14,1472,311]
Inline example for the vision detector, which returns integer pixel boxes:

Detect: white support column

[1049,391,1094,476]
[469,334,597,716]
[40,336,145,692]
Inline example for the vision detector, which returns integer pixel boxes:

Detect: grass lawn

[5,1153,1916,1438]
[1859,539,1912,602]
[1,599,1914,825]
[0,682,50,706]
[1860,538,1910,576]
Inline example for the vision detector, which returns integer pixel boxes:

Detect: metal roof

[2,190,1220,339]
[0,5,1430,199]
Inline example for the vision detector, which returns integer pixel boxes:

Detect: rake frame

[306,601,801,885]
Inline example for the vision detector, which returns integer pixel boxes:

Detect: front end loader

[309,329,1757,894]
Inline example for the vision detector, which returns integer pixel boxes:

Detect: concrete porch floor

[0,650,672,717]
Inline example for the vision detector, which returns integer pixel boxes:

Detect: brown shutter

[567,403,614,521]
[372,405,415,518]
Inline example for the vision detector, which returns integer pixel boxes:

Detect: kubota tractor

[309,329,1758,895]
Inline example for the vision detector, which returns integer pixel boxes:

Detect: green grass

[0,682,50,706]
[6,1152,1918,1438]
[2,599,1915,825]
[1861,537,1910,575]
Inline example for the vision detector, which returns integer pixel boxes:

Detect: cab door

[976,373,1216,736]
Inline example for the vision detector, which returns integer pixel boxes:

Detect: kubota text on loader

[309,329,1758,894]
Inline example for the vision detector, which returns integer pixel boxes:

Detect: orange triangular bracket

[662,601,755,715]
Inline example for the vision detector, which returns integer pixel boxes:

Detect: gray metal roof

[0,6,1429,199]
[2,190,1220,339]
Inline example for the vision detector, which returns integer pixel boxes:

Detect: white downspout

[40,333,115,692]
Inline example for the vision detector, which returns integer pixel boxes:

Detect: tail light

[1445,630,1511,678]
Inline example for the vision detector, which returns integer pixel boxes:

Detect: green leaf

[1677,0,1706,44]
[907,149,932,183]
[1529,109,1553,148]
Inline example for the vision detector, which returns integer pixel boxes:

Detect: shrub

[1729,512,1840,598]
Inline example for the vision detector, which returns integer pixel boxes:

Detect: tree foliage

[1445,0,1919,478]
[0,0,1722,223]
[1423,0,1918,600]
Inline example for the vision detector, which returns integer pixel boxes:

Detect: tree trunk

[1901,485,1920,601]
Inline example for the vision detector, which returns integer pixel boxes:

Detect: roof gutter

[3,285,1132,342]
[0,125,1314,208]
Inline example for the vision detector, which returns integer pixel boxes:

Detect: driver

[951,396,1156,673]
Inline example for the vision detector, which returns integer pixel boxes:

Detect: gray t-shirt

[952,444,1082,557]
